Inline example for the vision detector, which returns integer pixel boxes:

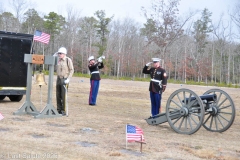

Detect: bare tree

[0,2,4,14]
[230,1,240,38]
[212,14,233,84]
[8,0,32,32]
[64,5,81,59]
[77,16,98,73]
[141,0,195,58]
[0,12,19,32]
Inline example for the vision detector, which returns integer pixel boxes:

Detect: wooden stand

[135,136,146,153]
[13,55,43,116]
[34,55,61,118]
[14,54,61,118]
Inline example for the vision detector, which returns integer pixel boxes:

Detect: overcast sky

[2,0,238,24]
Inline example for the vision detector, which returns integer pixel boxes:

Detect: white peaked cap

[152,58,161,62]
[88,56,94,61]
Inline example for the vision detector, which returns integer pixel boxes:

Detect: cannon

[146,88,236,135]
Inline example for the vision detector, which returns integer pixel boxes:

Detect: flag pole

[30,38,35,54]
[30,29,36,54]
[42,43,45,70]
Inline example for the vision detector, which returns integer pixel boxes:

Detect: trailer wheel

[0,95,6,100]
[8,95,23,102]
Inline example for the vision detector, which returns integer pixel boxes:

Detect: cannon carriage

[146,88,236,135]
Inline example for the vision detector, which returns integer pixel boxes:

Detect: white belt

[151,79,162,83]
[91,71,99,74]
[151,79,162,88]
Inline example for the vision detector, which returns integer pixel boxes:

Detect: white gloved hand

[146,62,152,66]
[53,52,58,56]
[98,57,102,63]
[64,78,70,84]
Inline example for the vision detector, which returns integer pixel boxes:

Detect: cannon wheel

[202,89,235,132]
[166,88,205,135]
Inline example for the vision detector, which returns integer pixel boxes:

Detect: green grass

[41,71,240,88]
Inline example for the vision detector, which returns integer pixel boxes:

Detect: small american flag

[34,30,50,44]
[126,124,144,142]
[0,112,4,120]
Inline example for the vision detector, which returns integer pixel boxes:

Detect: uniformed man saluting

[142,58,167,117]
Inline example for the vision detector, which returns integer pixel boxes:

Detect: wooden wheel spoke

[189,115,198,125]
[170,99,182,109]
[214,116,218,130]
[219,111,232,115]
[187,116,193,130]
[219,104,232,110]
[172,116,182,125]
[203,114,211,125]
[216,115,225,128]
[183,91,186,106]
[218,114,230,123]
[187,93,192,107]
[217,97,228,108]
[216,92,222,106]
[177,93,184,106]
[205,112,210,116]
[177,117,185,130]
[168,107,180,112]
[209,116,214,129]
[184,117,188,130]
[188,99,198,108]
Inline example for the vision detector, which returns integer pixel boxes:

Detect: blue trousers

[89,80,100,105]
[150,92,162,117]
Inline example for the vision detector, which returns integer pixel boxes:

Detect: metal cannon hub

[145,88,236,135]
[207,105,219,116]
[180,107,188,116]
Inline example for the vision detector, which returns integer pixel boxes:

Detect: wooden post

[135,136,146,153]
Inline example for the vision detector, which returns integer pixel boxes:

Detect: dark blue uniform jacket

[142,65,167,94]
[88,62,104,80]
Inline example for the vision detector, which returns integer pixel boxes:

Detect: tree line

[1,0,240,86]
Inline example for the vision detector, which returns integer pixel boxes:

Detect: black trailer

[0,31,33,101]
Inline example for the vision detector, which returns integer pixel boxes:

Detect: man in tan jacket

[56,47,74,115]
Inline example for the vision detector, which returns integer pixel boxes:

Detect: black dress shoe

[61,111,66,116]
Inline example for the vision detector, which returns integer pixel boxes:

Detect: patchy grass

[0,76,240,159]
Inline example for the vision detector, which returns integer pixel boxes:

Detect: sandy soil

[0,76,240,160]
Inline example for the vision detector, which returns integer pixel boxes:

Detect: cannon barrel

[183,94,217,104]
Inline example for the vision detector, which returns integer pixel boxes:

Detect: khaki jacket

[57,56,74,79]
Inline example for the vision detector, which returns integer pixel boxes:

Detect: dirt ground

[0,76,240,160]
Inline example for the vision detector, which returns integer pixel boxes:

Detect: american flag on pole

[126,124,144,142]
[33,30,50,44]
[0,112,4,120]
